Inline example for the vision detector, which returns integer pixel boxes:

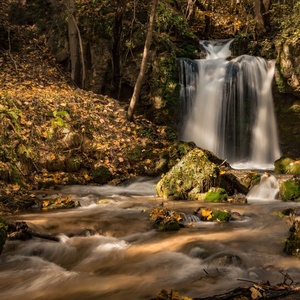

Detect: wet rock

[279,177,300,201]
[39,197,80,210]
[219,170,260,195]
[204,252,243,267]
[228,193,248,204]
[284,220,300,257]
[196,207,231,222]
[149,207,181,231]
[189,247,210,259]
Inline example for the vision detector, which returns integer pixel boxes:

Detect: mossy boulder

[156,148,219,200]
[91,165,112,184]
[167,141,197,169]
[0,217,8,255]
[279,178,300,201]
[284,220,300,257]
[275,157,300,176]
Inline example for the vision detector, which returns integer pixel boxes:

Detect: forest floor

[0,17,176,215]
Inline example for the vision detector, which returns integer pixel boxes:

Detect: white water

[180,40,281,169]
[247,173,279,201]
[1,180,300,300]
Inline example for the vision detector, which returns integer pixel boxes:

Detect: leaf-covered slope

[0,13,176,212]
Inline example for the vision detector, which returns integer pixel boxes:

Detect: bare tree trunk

[253,0,271,37]
[112,0,126,99]
[126,0,159,121]
[67,0,81,86]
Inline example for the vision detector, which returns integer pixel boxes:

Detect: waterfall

[179,40,281,169]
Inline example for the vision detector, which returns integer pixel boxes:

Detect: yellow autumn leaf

[65,197,71,203]
[250,287,262,299]
[42,200,50,207]
[11,183,20,191]
[55,198,62,205]
[84,173,90,180]
[201,208,213,220]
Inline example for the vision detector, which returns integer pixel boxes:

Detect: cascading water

[179,40,281,169]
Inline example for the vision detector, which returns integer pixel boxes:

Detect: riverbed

[1,178,300,300]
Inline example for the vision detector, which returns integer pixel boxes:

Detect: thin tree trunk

[112,0,126,99]
[126,0,159,121]
[253,0,271,37]
[71,14,86,88]
[67,0,81,86]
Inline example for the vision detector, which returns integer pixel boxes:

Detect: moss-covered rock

[279,178,300,201]
[275,157,300,176]
[149,207,181,231]
[198,207,231,222]
[91,165,112,184]
[284,220,300,257]
[0,217,8,255]
[167,141,197,169]
[219,170,260,195]
[204,187,228,203]
[156,148,219,200]
[40,197,80,210]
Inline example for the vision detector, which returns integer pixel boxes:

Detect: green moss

[156,148,219,200]
[126,145,143,162]
[279,178,300,201]
[275,156,300,175]
[92,165,112,184]
[204,187,228,203]
[211,210,231,222]
[156,220,180,232]
[284,220,300,257]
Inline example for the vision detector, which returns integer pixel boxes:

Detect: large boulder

[156,148,220,200]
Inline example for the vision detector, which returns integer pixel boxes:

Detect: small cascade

[179,40,281,169]
[247,173,279,201]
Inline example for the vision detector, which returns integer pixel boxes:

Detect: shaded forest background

[0,0,299,202]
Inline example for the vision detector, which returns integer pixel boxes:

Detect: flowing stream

[1,178,300,300]
[179,40,281,169]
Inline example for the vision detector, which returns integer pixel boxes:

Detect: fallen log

[7,221,59,242]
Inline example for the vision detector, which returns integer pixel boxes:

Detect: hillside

[0,13,177,214]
